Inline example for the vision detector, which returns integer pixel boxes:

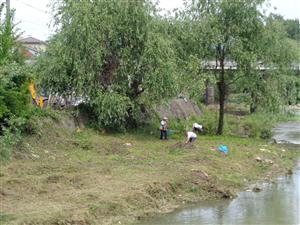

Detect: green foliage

[270,14,300,41]
[283,19,300,41]
[34,0,298,135]
[0,107,62,161]
[197,109,219,135]
[0,3,23,65]
[180,0,269,134]
[179,0,298,134]
[157,106,296,140]
[37,0,178,130]
[0,64,32,160]
[0,129,20,160]
[166,12,212,102]
[234,112,290,138]
[0,1,28,136]
[0,3,28,160]
[236,15,300,112]
[0,63,33,131]
[0,64,32,161]
[166,118,188,139]
[90,92,132,131]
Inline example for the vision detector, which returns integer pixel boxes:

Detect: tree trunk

[98,53,119,90]
[126,106,138,128]
[250,92,257,113]
[205,79,214,105]
[217,58,225,135]
[250,104,256,113]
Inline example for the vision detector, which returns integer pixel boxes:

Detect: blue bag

[218,145,228,154]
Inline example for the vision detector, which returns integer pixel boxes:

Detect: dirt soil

[156,98,201,119]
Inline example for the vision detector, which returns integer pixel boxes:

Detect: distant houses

[17,36,46,63]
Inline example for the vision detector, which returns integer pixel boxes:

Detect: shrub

[0,64,33,132]
[0,129,20,160]
[151,107,296,140]
[90,92,132,131]
[0,64,35,160]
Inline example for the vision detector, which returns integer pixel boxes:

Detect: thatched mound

[156,98,201,119]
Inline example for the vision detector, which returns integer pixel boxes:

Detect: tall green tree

[183,0,266,134]
[170,12,213,102]
[0,2,22,65]
[37,0,177,130]
[270,14,300,41]
[237,14,299,113]
[0,1,31,160]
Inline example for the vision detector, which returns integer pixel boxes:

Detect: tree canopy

[37,0,178,130]
[36,0,299,133]
[0,3,22,65]
[0,1,32,159]
[179,0,298,134]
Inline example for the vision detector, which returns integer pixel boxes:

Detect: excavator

[28,82,83,109]
[28,81,44,109]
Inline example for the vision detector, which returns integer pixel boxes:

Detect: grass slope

[0,116,299,225]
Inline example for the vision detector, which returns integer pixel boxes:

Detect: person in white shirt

[160,117,168,140]
[185,131,197,143]
[193,123,203,132]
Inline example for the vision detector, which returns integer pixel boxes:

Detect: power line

[15,0,48,14]
[15,17,48,27]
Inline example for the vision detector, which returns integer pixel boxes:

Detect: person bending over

[185,131,197,143]
[193,123,203,132]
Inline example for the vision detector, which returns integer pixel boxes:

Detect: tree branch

[228,74,246,85]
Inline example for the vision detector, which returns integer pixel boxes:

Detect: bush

[90,92,132,131]
[147,107,296,140]
[167,118,187,139]
[0,63,35,160]
[197,109,219,135]
[225,109,296,138]
[0,129,20,160]
[0,64,33,132]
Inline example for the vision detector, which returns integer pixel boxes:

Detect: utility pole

[6,0,11,25]
[5,0,11,38]
[6,0,10,16]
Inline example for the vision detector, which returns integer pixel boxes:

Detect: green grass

[0,112,299,225]
[160,104,300,139]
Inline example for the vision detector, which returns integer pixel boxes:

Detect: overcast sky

[3,0,300,41]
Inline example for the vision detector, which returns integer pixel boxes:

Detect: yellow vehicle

[28,81,43,109]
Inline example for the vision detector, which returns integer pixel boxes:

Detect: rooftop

[18,36,45,44]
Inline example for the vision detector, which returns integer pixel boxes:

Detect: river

[138,119,300,225]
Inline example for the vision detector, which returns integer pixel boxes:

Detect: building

[18,36,46,62]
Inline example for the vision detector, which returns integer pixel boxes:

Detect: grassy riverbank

[1,113,299,225]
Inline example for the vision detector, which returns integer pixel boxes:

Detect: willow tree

[38,0,177,130]
[184,0,266,135]
[237,14,299,113]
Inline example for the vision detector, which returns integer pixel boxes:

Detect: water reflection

[272,121,300,145]
[139,161,300,225]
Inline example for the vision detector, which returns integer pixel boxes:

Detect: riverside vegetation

[0,109,299,225]
[1,0,300,224]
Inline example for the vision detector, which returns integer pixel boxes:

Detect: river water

[138,120,300,225]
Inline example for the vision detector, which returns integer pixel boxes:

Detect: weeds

[155,106,299,139]
[1,109,299,225]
